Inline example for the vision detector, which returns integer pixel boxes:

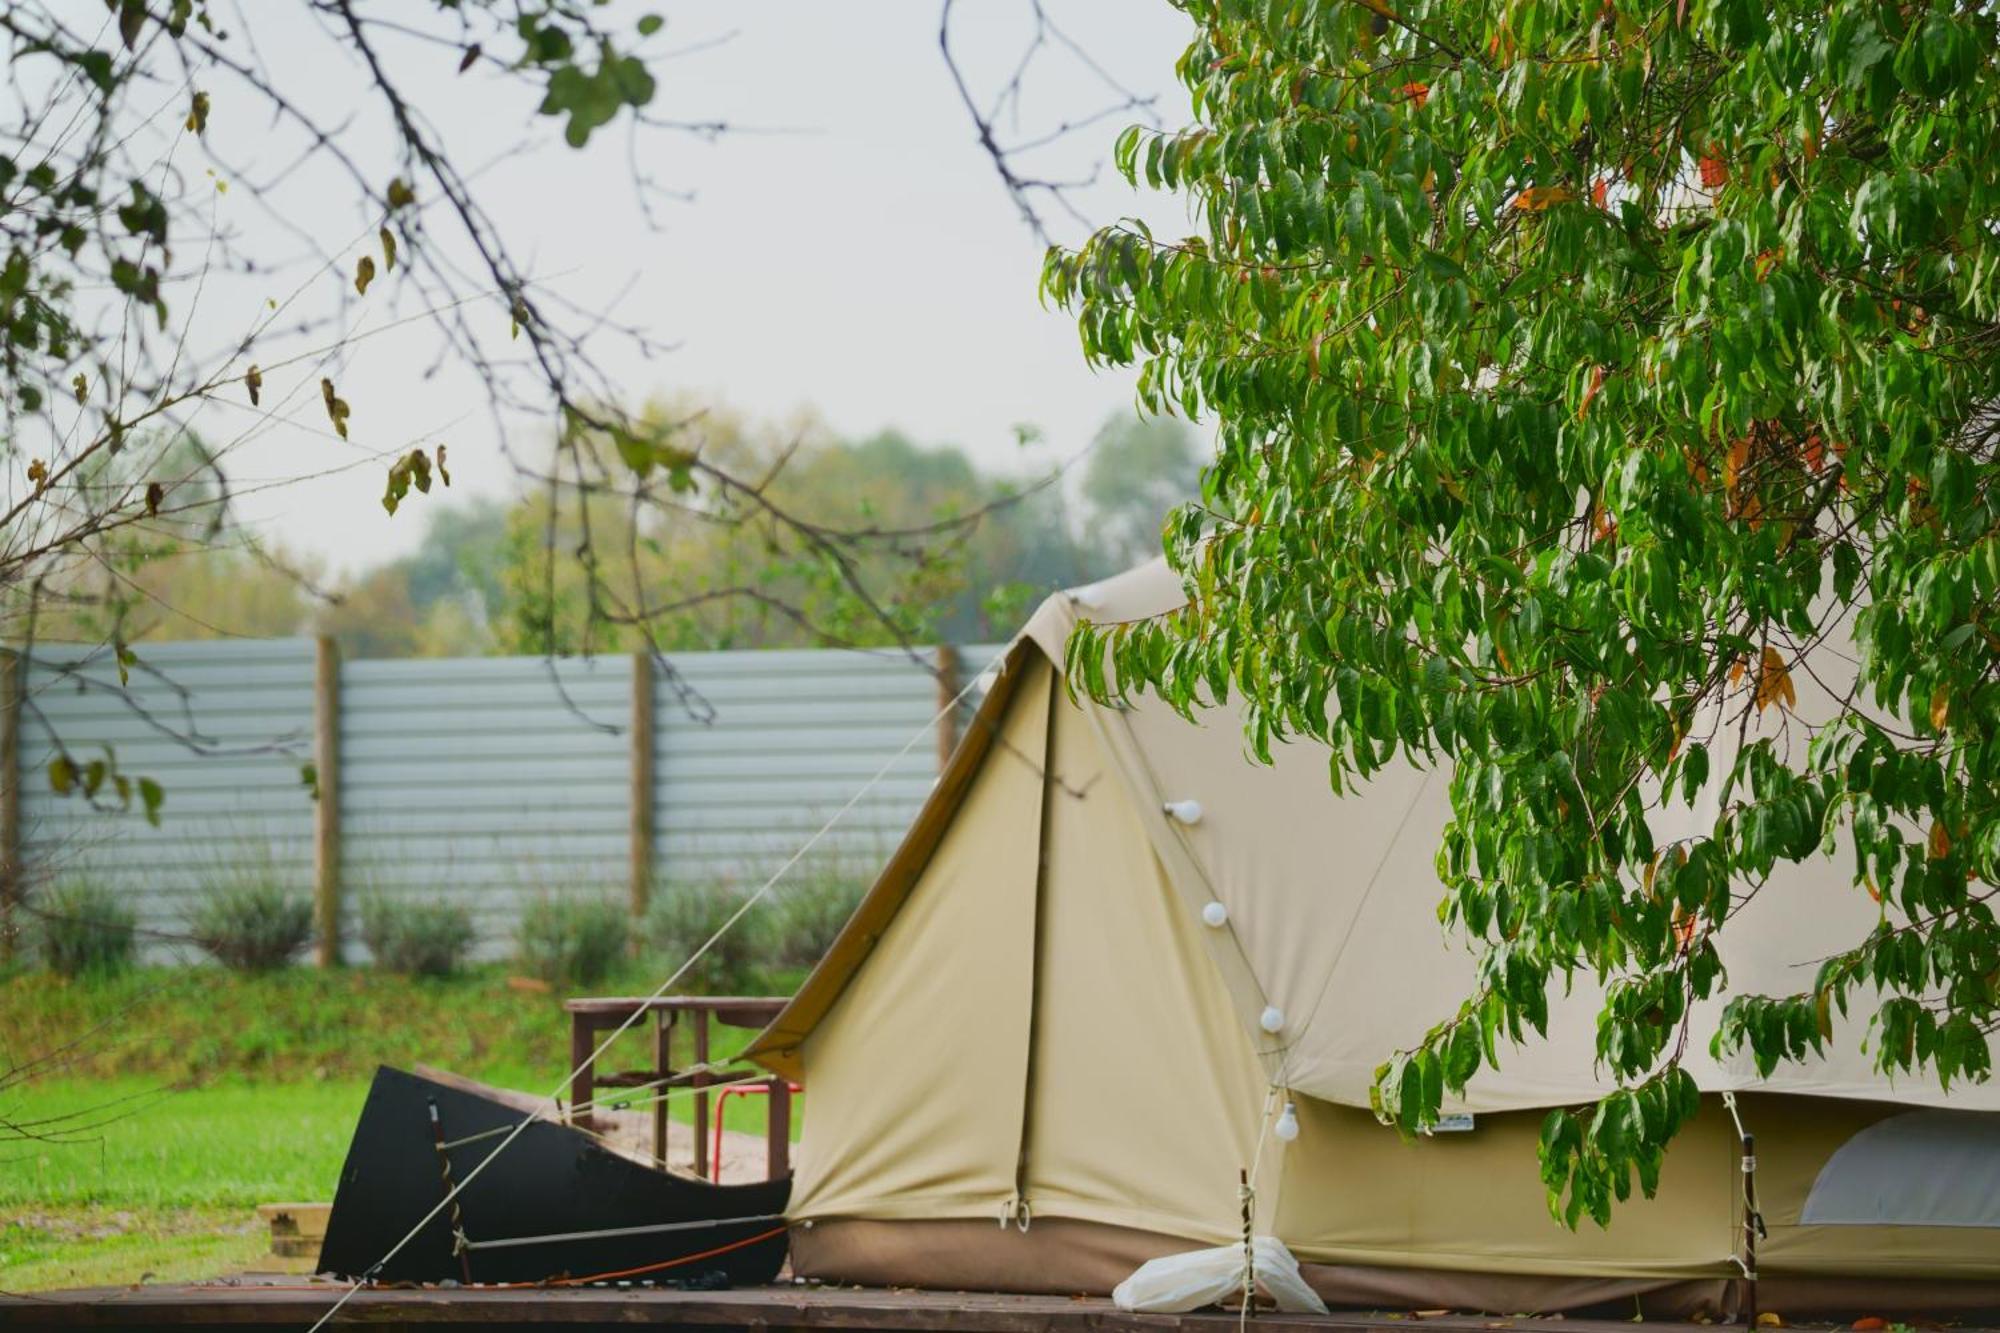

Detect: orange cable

[218,1224,792,1295]
[503,1225,790,1288]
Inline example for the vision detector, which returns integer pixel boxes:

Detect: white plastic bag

[1111,1237,1329,1314]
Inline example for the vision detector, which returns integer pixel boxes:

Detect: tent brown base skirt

[791,1217,2000,1321]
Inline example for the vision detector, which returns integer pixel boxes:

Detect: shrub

[34,880,136,977]
[192,880,313,972]
[361,897,477,977]
[769,866,866,967]
[643,881,775,994]
[516,896,629,987]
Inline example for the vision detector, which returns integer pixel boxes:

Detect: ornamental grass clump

[643,881,775,994]
[192,880,313,972]
[361,896,477,977]
[516,895,629,987]
[34,880,137,977]
[767,863,867,968]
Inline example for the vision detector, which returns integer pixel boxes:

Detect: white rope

[433,1064,769,1151]
[303,665,992,1333]
[460,1213,789,1253]
[1722,1088,1747,1141]
[1237,1086,1279,1332]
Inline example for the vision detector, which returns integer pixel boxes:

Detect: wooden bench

[562,995,791,1179]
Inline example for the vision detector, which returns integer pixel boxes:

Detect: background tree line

[43,403,1200,658]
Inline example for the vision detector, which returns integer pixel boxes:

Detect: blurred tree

[30,538,315,645]
[121,546,315,642]
[394,499,510,635]
[1079,414,1204,567]
[52,405,1202,659]
[496,400,1116,656]
[320,499,509,657]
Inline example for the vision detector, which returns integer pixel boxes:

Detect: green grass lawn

[1,1079,363,1293]
[2,1079,365,1211]
[1,966,804,1293]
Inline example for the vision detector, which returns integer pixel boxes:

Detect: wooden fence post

[313,636,342,966]
[935,643,961,773]
[629,651,655,933]
[0,650,20,964]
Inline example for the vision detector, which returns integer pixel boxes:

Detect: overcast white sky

[164,1,1198,574]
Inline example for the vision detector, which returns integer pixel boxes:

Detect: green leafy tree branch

[1050,0,2000,1225]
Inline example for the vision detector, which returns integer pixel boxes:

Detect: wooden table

[562,995,791,1179]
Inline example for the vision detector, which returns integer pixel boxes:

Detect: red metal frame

[711,1081,802,1182]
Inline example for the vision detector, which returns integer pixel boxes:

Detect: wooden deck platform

[0,1276,1873,1333]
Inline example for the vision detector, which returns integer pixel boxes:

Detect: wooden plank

[312,636,341,967]
[253,1203,329,1259]
[567,1010,594,1130]
[0,1278,1852,1333]
[766,1076,792,1177]
[411,1063,555,1119]
[563,996,787,1028]
[653,1009,673,1167]
[934,643,961,771]
[691,1008,710,1180]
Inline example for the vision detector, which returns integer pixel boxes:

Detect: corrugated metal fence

[6,638,1001,961]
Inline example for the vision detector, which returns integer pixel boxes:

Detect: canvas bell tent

[744,560,2000,1317]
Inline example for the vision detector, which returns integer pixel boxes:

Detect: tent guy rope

[300,663,997,1333]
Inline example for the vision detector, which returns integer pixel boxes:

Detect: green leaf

[137,777,164,827]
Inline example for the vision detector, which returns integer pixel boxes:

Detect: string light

[1201,901,1228,928]
[1274,1100,1300,1142]
[1259,1005,1285,1034]
[1164,798,1204,825]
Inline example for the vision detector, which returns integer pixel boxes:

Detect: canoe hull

[317,1065,790,1286]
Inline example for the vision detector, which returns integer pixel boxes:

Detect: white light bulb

[1259,1005,1285,1034]
[1163,799,1204,826]
[1274,1100,1300,1142]
[1201,901,1229,928]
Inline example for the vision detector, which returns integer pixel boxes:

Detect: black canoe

[317,1065,791,1286]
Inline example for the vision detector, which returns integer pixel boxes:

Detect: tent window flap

[1801,1110,2000,1228]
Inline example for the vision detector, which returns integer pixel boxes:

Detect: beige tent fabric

[788,1215,1711,1312]
[748,643,1042,1082]
[782,656,1285,1241]
[1019,689,1275,1242]
[1738,1092,2000,1279]
[1022,559,2000,1114]
[784,660,1052,1222]
[1108,698,1622,1112]
[789,1216,2000,1316]
[1274,1096,1735,1280]
[749,559,2000,1306]
[789,1216,1209,1296]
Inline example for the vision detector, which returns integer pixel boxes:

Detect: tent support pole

[1738,1127,1762,1329]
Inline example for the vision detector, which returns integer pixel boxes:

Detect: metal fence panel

[17,639,317,962]
[339,654,632,959]
[656,648,967,894]
[10,638,1006,964]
